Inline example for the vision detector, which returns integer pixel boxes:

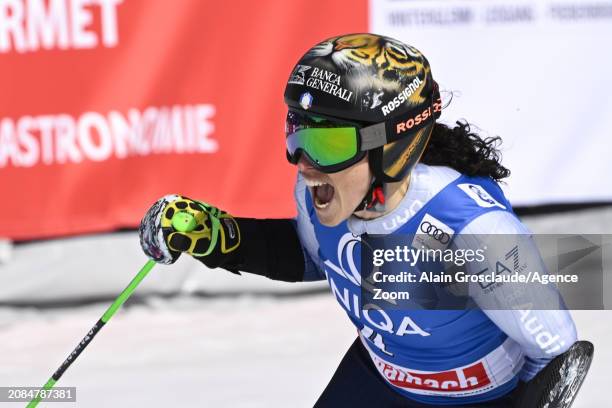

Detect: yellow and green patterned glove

[139,195,240,265]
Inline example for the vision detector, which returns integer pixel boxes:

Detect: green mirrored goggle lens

[286,127,359,167]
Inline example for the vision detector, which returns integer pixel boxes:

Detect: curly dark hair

[420,121,510,181]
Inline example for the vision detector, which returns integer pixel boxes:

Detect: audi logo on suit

[419,221,451,244]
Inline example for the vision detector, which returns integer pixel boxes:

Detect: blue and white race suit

[294,164,577,405]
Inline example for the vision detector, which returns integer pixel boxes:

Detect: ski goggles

[285,109,367,173]
[285,90,442,173]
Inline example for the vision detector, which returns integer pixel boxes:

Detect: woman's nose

[296,155,314,172]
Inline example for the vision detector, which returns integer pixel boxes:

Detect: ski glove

[140,195,306,281]
[139,194,241,265]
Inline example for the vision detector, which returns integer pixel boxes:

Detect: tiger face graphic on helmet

[300,33,435,116]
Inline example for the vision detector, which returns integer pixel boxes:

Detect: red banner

[0,0,367,240]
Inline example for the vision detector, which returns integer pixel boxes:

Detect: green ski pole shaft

[26,259,156,408]
[26,211,198,407]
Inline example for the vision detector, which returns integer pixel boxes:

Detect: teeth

[304,179,328,187]
[314,198,330,209]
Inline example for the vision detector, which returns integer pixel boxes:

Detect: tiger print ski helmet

[284,33,441,184]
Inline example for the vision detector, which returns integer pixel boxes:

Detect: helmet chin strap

[353,147,404,215]
[353,176,386,214]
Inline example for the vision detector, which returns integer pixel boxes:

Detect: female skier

[139,34,581,407]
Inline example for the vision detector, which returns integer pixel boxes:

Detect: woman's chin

[315,199,349,227]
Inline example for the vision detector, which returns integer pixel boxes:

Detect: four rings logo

[420,221,451,244]
[412,214,455,251]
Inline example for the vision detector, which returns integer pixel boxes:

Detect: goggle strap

[360,95,442,150]
[360,122,387,150]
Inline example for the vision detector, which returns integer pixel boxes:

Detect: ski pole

[26,211,197,408]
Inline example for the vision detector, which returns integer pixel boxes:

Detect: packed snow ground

[1,294,354,408]
[0,295,609,407]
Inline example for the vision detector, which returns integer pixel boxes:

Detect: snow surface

[1,294,355,408]
[0,295,608,407]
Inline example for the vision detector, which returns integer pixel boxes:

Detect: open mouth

[304,179,335,209]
